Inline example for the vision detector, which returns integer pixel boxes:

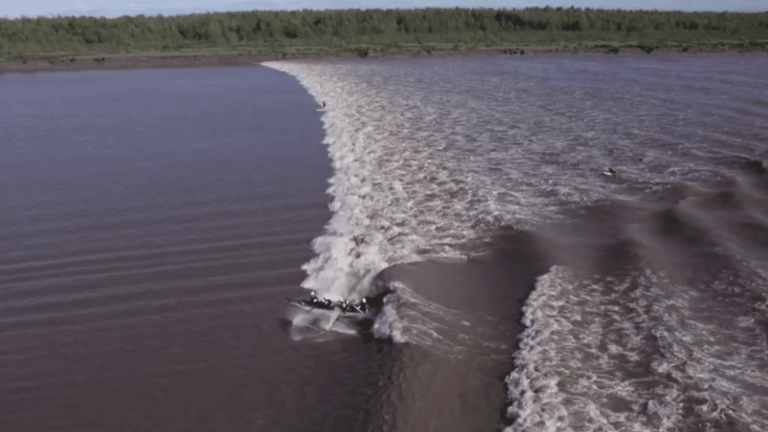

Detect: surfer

[322,101,326,108]
[602,167,617,177]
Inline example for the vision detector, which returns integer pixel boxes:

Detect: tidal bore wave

[265,53,768,431]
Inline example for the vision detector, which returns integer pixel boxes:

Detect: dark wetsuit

[308,294,320,306]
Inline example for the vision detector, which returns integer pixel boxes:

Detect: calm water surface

[0,65,388,431]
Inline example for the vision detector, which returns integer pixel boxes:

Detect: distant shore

[2,44,765,73]
[0,53,264,73]
[2,7,766,73]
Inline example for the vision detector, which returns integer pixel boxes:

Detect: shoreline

[0,53,272,73]
[1,45,766,73]
[2,8,766,73]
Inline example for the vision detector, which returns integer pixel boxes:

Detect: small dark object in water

[288,294,334,310]
[744,160,766,175]
[357,298,369,313]
[322,101,326,108]
[602,167,617,177]
[289,292,374,315]
[340,300,355,313]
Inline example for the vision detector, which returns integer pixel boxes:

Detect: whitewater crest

[263,59,576,315]
[264,60,422,339]
[263,60,494,340]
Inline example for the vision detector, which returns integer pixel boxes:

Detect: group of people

[307,291,369,313]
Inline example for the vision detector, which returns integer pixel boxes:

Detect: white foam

[263,59,663,351]
[263,59,582,310]
[287,304,362,341]
[371,293,404,342]
[265,60,490,342]
[264,57,768,430]
[506,266,768,432]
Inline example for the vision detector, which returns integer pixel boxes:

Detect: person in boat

[307,291,331,309]
[341,299,360,313]
[339,298,367,313]
[356,298,369,313]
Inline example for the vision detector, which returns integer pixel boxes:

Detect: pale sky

[2,0,765,19]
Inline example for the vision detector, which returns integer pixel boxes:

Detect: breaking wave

[264,54,768,431]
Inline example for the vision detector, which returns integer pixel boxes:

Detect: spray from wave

[263,60,516,342]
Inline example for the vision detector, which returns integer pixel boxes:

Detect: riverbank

[0,52,265,73]
[2,40,766,73]
[2,8,766,73]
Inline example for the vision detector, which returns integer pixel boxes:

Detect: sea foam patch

[506,266,768,432]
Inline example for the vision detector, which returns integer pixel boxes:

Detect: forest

[1,7,767,61]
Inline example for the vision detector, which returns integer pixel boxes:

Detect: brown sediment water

[3,52,768,432]
[268,53,768,431]
[0,65,393,431]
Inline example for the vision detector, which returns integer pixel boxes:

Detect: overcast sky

[3,0,766,19]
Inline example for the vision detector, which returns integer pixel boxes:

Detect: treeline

[1,7,767,58]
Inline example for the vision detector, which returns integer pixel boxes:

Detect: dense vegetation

[1,7,767,60]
